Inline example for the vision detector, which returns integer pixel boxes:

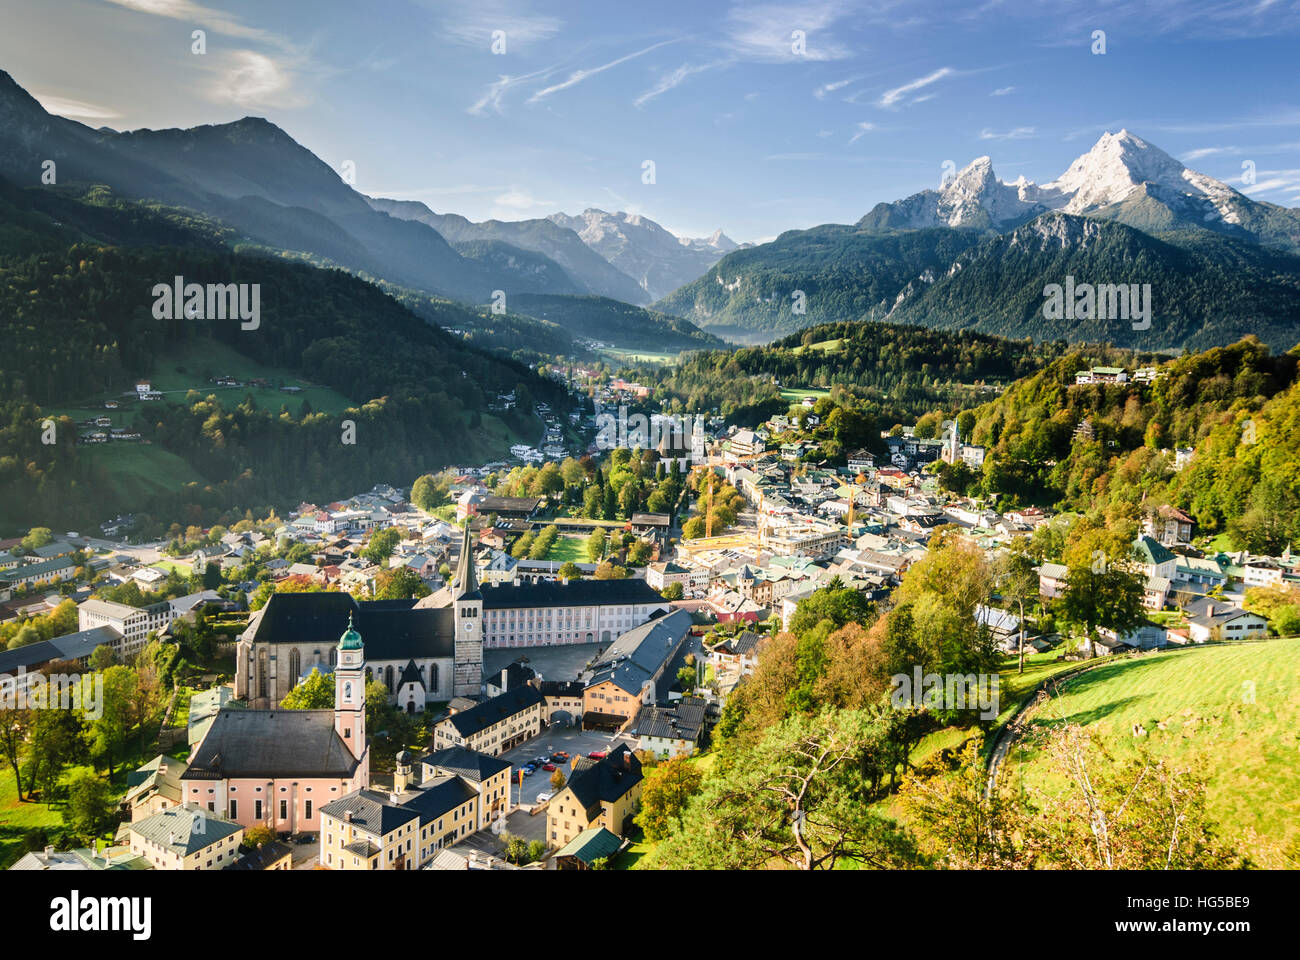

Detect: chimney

[623,750,631,771]
[43,845,54,859]
[344,810,353,823]
[1206,604,1214,618]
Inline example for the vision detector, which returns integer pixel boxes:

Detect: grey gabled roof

[130,805,242,857]
[565,744,642,812]
[442,685,545,738]
[581,609,692,697]
[183,708,360,779]
[420,746,510,782]
[249,592,454,660]
[630,697,706,742]
[478,577,665,611]
[321,789,420,837]
[395,776,480,824]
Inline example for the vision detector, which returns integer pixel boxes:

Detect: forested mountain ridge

[884,214,1300,352]
[653,132,1300,349]
[653,225,985,342]
[957,337,1300,551]
[0,177,567,534]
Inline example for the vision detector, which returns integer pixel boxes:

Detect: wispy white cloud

[32,94,121,120]
[990,85,1015,96]
[101,0,312,108]
[1241,168,1300,198]
[206,50,309,108]
[814,76,857,99]
[878,66,952,108]
[468,63,562,115]
[427,0,561,48]
[528,39,681,104]
[635,61,725,108]
[493,187,553,210]
[722,1,855,62]
[979,126,1035,140]
[849,121,875,143]
[101,0,283,45]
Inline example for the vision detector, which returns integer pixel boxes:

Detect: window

[229,800,238,818]
[255,800,263,819]
[279,800,288,820]
[305,800,313,819]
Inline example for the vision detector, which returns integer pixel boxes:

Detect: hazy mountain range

[0,67,727,353]
[2,60,1298,356]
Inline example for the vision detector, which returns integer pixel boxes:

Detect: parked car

[535,791,554,804]
[587,751,607,759]
[543,763,556,771]
[552,751,569,760]
[521,767,535,777]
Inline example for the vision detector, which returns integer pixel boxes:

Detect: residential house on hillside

[1143,505,1194,546]
[1184,598,1269,643]
[1132,535,1177,580]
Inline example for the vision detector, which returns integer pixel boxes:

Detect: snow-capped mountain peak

[862,130,1255,233]
[1037,129,1246,223]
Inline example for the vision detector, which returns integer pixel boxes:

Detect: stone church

[235,527,484,709]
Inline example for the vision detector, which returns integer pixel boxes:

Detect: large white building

[78,597,172,659]
[442,579,670,649]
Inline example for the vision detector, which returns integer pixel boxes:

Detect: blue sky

[3,0,1300,241]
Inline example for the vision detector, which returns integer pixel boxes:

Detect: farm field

[1007,640,1300,868]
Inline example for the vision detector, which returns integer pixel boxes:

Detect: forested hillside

[653,225,985,342]
[0,181,567,534]
[959,338,1300,550]
[630,320,1085,427]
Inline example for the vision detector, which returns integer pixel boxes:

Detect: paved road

[499,724,627,808]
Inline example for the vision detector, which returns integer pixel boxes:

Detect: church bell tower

[335,613,369,786]
[451,524,484,698]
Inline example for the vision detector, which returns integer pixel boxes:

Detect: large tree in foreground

[648,710,921,870]
[1060,536,1146,657]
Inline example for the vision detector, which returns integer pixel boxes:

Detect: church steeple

[453,523,481,600]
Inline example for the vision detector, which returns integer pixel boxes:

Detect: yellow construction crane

[706,469,715,539]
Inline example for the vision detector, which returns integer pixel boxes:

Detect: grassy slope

[778,386,833,404]
[1008,640,1300,867]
